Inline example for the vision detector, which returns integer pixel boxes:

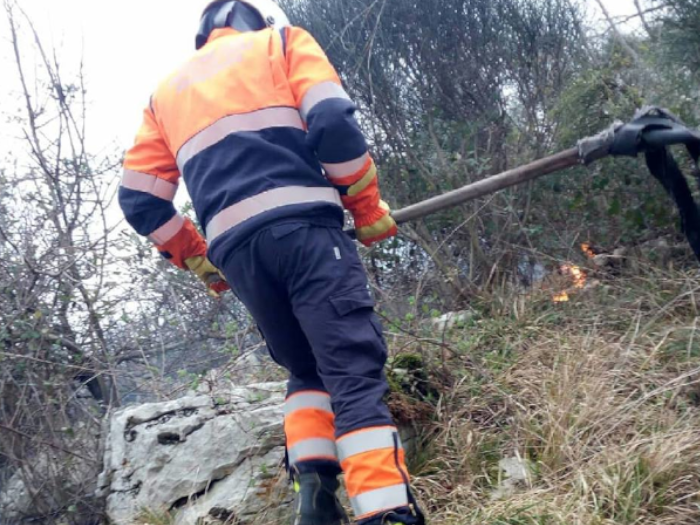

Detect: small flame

[581,242,596,259]
[552,244,594,302]
[563,264,586,289]
[552,264,587,302]
[553,291,570,303]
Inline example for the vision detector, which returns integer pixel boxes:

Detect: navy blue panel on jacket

[181,127,331,227]
[181,126,345,266]
[118,187,177,237]
[306,98,368,164]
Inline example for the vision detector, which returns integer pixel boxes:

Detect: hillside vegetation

[384,260,700,524]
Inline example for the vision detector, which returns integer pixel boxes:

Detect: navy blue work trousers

[219,221,394,436]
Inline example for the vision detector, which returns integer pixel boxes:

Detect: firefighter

[119,1,425,524]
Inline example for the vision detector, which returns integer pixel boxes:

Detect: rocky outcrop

[97,382,291,525]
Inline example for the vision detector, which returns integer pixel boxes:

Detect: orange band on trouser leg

[337,426,410,520]
[284,390,339,465]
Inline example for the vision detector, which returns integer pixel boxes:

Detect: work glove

[184,256,230,298]
[354,200,398,247]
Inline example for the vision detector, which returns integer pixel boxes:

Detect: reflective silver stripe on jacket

[122,169,178,201]
[176,107,305,170]
[149,214,185,246]
[350,484,409,518]
[206,186,343,242]
[299,81,352,122]
[322,152,370,180]
[288,438,338,464]
[337,427,403,463]
[284,391,333,417]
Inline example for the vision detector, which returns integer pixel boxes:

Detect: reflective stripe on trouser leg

[337,426,410,519]
[351,485,410,519]
[285,390,339,465]
[288,438,338,464]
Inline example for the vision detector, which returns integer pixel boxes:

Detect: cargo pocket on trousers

[330,288,386,339]
[329,288,387,362]
[329,287,375,317]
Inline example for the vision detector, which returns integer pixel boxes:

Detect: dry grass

[405,263,700,524]
[134,507,176,525]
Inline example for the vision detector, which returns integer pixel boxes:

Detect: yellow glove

[184,256,230,298]
[354,200,398,247]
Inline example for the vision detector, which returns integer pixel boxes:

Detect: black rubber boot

[358,507,426,525]
[291,472,350,525]
[356,490,426,525]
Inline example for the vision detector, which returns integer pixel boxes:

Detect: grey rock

[99,382,290,525]
[431,310,474,332]
[491,456,532,500]
[0,472,32,523]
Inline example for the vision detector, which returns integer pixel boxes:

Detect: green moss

[386,352,437,401]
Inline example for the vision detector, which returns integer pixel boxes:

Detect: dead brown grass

[406,264,700,524]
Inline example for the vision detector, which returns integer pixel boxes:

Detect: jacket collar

[206,27,240,45]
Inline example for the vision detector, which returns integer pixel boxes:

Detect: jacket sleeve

[284,27,387,227]
[119,102,207,269]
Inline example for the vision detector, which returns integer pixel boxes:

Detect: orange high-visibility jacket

[120,27,386,269]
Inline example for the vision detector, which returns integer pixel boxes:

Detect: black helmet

[196,0,290,50]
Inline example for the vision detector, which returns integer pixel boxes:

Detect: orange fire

[553,291,570,303]
[564,264,586,288]
[581,242,596,259]
[553,263,587,303]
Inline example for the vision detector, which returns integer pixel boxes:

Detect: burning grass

[552,242,597,303]
[553,264,587,302]
[401,264,700,524]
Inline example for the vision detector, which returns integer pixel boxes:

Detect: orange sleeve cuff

[330,156,374,187]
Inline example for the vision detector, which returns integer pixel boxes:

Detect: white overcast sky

[1,0,642,157]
